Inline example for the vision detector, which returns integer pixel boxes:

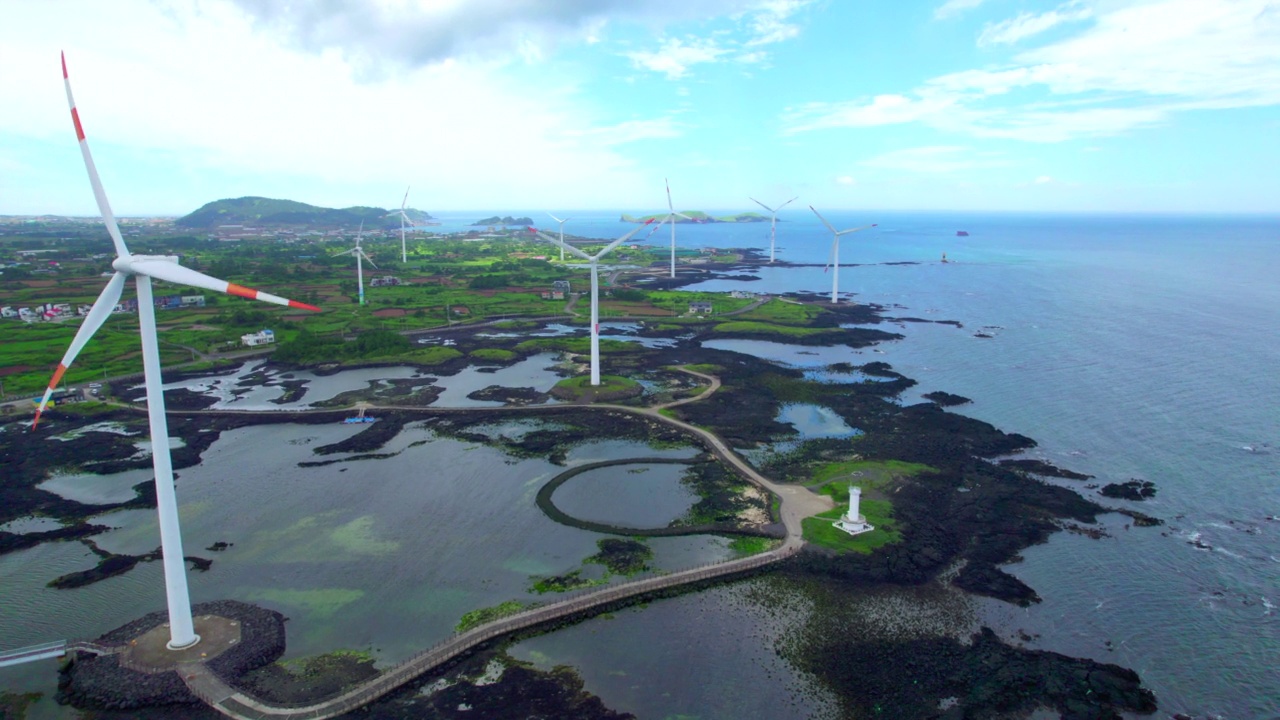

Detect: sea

[2,211,1278,718]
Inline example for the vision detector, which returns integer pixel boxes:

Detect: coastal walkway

[84,367,832,718]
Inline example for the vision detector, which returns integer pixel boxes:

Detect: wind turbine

[36,53,321,651]
[546,212,572,262]
[338,222,377,305]
[535,220,654,385]
[749,195,798,263]
[663,178,692,278]
[385,186,412,263]
[809,206,877,304]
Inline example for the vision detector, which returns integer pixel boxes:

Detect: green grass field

[801,498,901,554]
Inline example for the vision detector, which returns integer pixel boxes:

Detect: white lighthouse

[834,485,874,536]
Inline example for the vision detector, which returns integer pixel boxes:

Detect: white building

[834,485,874,536]
[240,329,275,347]
[0,306,15,318]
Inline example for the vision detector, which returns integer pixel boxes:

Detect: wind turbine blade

[547,212,564,224]
[356,220,364,243]
[594,221,651,260]
[536,230,592,261]
[62,52,129,259]
[401,186,410,211]
[32,271,126,428]
[837,223,877,236]
[666,178,674,212]
[809,205,838,236]
[675,212,693,220]
[128,259,321,311]
[778,196,798,210]
[361,251,378,269]
[749,197,775,214]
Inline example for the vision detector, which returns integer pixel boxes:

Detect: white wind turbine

[546,212,572,262]
[749,195,798,263]
[35,53,321,650]
[338,222,377,305]
[386,186,412,263]
[535,220,654,385]
[810,206,877,304]
[662,178,692,278]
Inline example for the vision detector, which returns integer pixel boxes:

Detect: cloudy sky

[2,0,1277,215]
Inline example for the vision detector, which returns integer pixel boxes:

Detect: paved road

[159,367,832,719]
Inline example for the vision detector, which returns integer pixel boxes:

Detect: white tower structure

[810,206,876,304]
[338,222,376,305]
[536,221,653,385]
[43,53,321,650]
[834,485,874,536]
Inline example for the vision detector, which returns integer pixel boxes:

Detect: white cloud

[934,0,989,20]
[860,146,1010,173]
[0,1,684,213]
[745,0,815,46]
[625,38,732,79]
[978,2,1093,46]
[786,0,1280,143]
[225,0,756,71]
[1034,175,1054,184]
[835,175,856,185]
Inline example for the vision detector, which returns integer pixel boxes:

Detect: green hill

[620,211,768,224]
[176,197,435,229]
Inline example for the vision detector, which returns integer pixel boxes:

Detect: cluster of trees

[274,329,411,364]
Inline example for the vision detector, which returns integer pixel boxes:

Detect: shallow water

[552,461,700,528]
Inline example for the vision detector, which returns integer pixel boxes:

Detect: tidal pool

[551,462,700,529]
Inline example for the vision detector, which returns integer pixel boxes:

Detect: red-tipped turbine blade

[129,259,320,311]
[61,52,130,260]
[33,271,126,428]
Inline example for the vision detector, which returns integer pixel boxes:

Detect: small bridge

[0,640,118,668]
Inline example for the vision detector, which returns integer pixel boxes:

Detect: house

[369,276,401,287]
[552,280,571,292]
[729,290,756,299]
[0,307,15,318]
[181,295,206,307]
[241,329,275,347]
[688,301,714,314]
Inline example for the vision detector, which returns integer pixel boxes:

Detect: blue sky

[1,0,1277,215]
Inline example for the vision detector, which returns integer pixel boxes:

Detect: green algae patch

[802,498,901,554]
[457,600,529,632]
[330,515,400,556]
[586,538,652,576]
[728,535,779,555]
[250,588,366,618]
[243,513,398,563]
[529,569,607,594]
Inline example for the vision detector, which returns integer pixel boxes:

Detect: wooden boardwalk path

[80,367,831,719]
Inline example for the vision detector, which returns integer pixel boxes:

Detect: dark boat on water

[956,230,969,236]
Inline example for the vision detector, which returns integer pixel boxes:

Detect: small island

[472,215,534,226]
[621,211,769,224]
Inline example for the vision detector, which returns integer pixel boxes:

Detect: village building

[240,329,275,347]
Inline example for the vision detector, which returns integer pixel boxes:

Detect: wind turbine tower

[749,195,798,263]
[387,186,412,263]
[664,179,692,278]
[536,221,653,385]
[38,53,321,650]
[339,222,377,305]
[810,206,876,304]
[547,212,572,262]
